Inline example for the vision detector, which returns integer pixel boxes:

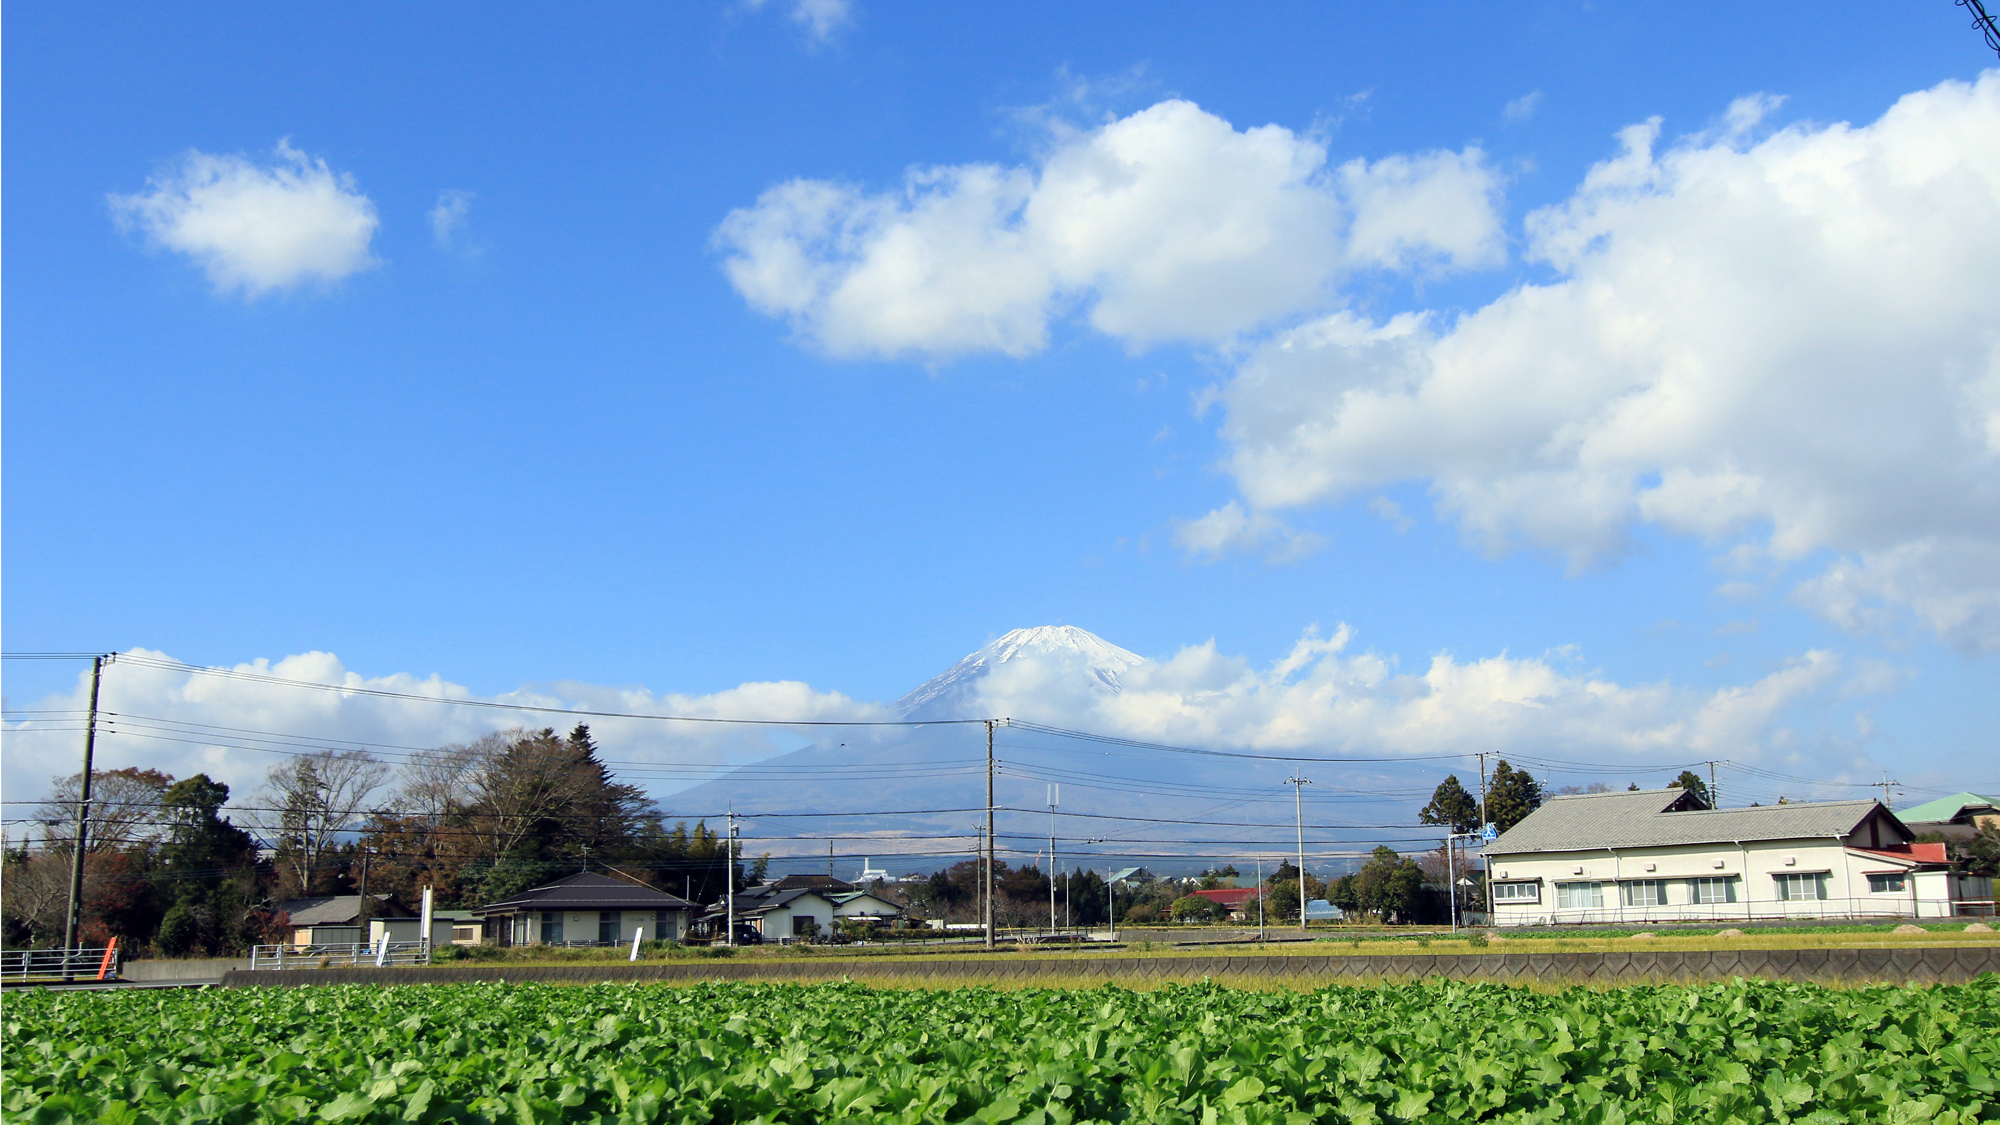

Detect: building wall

[1483,838,1946,926]
[758,898,835,939]
[492,908,687,945]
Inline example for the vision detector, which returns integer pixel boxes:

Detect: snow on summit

[897,626,1145,720]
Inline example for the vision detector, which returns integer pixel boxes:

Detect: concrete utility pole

[984,720,996,950]
[1047,784,1059,936]
[1288,776,1311,931]
[61,655,106,976]
[1706,760,1722,809]
[1256,857,1265,942]
[725,810,738,947]
[1877,772,1901,810]
[1476,753,1492,931]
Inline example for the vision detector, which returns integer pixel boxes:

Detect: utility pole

[1476,753,1492,933]
[725,809,738,946]
[61,655,106,976]
[1877,772,1901,810]
[1288,776,1311,931]
[1707,760,1721,809]
[984,720,996,950]
[1047,783,1059,936]
[1256,857,1265,942]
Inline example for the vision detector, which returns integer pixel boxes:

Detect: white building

[1481,788,1992,926]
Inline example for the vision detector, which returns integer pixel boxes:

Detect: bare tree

[0,851,74,945]
[255,750,389,896]
[34,768,176,854]
[395,733,506,821]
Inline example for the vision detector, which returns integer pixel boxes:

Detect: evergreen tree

[1419,775,1481,833]
[1666,769,1712,808]
[1485,761,1543,832]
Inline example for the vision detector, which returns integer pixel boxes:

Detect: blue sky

[5,3,1997,812]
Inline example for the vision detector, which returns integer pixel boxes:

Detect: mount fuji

[656,626,1429,877]
[896,625,1146,721]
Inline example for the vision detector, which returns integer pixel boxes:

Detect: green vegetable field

[6,977,1997,1124]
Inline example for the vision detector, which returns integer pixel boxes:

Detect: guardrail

[249,940,430,970]
[2,943,121,983]
[1490,895,1995,928]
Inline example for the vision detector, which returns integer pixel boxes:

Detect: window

[512,915,532,946]
[1556,882,1605,910]
[599,910,621,944]
[1690,877,1736,904]
[1867,873,1907,893]
[1620,880,1665,907]
[1774,873,1826,901]
[654,909,677,941]
[539,910,564,944]
[1492,882,1539,902]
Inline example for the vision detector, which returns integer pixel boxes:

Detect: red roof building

[1191,888,1261,916]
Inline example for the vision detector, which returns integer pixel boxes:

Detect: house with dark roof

[700,880,905,942]
[474,872,698,946]
[1480,788,1991,925]
[276,895,415,946]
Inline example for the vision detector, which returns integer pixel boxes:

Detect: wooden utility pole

[61,655,106,972]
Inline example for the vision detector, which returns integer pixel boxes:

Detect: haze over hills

[662,626,1447,879]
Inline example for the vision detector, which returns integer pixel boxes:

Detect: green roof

[1894,792,2000,825]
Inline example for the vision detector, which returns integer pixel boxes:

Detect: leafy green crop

[5,976,1996,1123]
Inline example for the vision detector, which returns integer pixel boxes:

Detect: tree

[1419,775,1481,834]
[35,767,175,855]
[1666,770,1712,809]
[155,775,260,955]
[1354,845,1425,923]
[1485,761,1543,832]
[1169,895,1217,923]
[258,750,389,897]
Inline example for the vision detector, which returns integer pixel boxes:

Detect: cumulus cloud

[716,99,1504,359]
[109,141,379,296]
[965,625,1855,761]
[1212,75,2000,649]
[0,649,887,809]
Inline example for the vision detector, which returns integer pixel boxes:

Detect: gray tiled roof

[277,895,410,926]
[477,872,696,914]
[1483,789,1883,855]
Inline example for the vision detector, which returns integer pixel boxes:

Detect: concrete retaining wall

[124,958,249,982]
[221,944,2000,989]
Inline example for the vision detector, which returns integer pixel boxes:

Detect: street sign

[1481,823,1498,841]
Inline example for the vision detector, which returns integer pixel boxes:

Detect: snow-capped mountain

[896,625,1146,720]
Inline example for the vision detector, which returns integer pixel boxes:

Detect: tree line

[0,725,740,954]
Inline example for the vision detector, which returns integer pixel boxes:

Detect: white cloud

[1171,501,1326,563]
[109,141,379,296]
[964,625,1856,761]
[1211,74,2000,649]
[0,649,886,809]
[744,0,853,45]
[716,99,1504,359]
[429,189,474,248]
[1368,495,1414,533]
[1503,91,1544,125]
